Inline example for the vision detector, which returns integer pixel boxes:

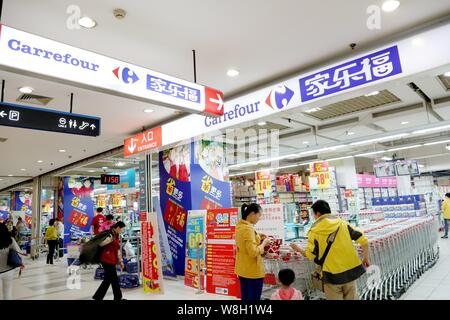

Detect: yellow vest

[44,226,58,241]
[235,219,265,279]
[443,198,450,219]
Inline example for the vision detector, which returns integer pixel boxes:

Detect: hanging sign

[255,204,285,240]
[141,213,164,293]
[0,24,223,117]
[124,127,163,157]
[255,170,272,194]
[309,161,330,189]
[0,102,100,136]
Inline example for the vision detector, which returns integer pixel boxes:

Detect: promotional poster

[184,210,206,290]
[63,177,95,244]
[255,204,285,241]
[13,191,32,228]
[141,214,164,293]
[107,168,136,190]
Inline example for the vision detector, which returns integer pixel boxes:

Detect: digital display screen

[101,174,120,185]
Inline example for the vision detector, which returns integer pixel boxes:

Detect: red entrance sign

[204,87,224,116]
[124,127,162,157]
[206,208,239,297]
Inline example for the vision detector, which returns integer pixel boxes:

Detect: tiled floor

[3,237,450,300]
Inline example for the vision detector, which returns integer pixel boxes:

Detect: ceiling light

[350,133,409,146]
[88,170,95,173]
[418,164,425,168]
[413,124,450,135]
[382,0,400,12]
[304,107,322,113]
[143,109,154,113]
[355,150,386,157]
[226,69,239,77]
[387,144,422,152]
[381,156,392,161]
[423,139,450,146]
[365,91,380,97]
[411,38,424,47]
[257,121,267,126]
[7,174,13,177]
[20,168,26,171]
[19,86,34,94]
[303,141,309,144]
[346,131,355,136]
[446,145,450,151]
[102,167,108,170]
[58,149,66,153]
[78,16,97,29]
[116,161,125,167]
[37,160,43,163]
[326,156,354,162]
[444,71,450,77]
[401,121,409,125]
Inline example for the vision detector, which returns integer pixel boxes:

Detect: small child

[270,268,304,300]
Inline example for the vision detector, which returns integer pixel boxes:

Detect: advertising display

[206,208,239,297]
[13,191,32,228]
[254,204,285,241]
[62,177,95,244]
[107,169,136,191]
[357,174,397,188]
[309,161,330,189]
[255,170,272,194]
[374,162,396,177]
[141,213,164,293]
[159,144,192,275]
[184,210,206,290]
[395,160,420,176]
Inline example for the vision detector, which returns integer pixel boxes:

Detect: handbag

[311,226,340,292]
[7,248,23,269]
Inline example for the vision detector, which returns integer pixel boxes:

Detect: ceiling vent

[16,93,53,106]
[303,90,401,120]
[437,74,450,91]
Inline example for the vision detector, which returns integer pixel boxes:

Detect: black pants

[93,262,122,300]
[46,240,57,264]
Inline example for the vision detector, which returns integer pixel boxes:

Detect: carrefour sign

[0,25,223,116]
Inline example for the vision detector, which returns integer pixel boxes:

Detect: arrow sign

[124,127,162,157]
[0,111,6,118]
[128,138,137,154]
[204,87,225,116]
[90,124,96,130]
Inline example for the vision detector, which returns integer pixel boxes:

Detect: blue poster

[0,210,8,221]
[159,144,192,276]
[191,140,232,210]
[14,191,33,228]
[107,168,136,190]
[63,177,95,244]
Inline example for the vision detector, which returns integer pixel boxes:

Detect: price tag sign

[309,162,330,189]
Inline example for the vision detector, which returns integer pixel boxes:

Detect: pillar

[30,177,41,258]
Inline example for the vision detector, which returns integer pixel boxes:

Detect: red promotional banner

[310,161,329,173]
[141,216,163,293]
[206,208,240,297]
[124,127,162,157]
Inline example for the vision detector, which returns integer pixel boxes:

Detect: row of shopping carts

[262,216,439,300]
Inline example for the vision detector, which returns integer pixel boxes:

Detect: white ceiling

[1,0,450,190]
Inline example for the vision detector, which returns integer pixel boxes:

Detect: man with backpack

[290,200,370,300]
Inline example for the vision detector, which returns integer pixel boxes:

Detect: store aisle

[401,238,450,300]
[10,258,235,300]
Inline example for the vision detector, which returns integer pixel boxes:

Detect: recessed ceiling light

[88,170,95,173]
[143,109,154,113]
[19,86,34,94]
[418,164,425,168]
[37,160,43,163]
[303,141,309,144]
[412,38,424,47]
[7,174,13,177]
[257,121,267,126]
[382,0,400,12]
[58,149,66,153]
[78,16,97,29]
[20,168,26,171]
[381,156,392,161]
[365,91,380,97]
[102,167,108,170]
[116,161,125,167]
[444,71,450,77]
[347,131,355,136]
[226,69,239,77]
[401,121,409,125]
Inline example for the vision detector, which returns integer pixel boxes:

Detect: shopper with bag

[44,219,58,265]
[235,203,271,301]
[92,221,126,301]
[441,193,450,239]
[91,207,106,235]
[0,223,26,300]
[290,200,370,300]
[99,214,115,232]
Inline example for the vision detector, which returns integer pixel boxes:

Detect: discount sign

[309,161,330,189]
[255,170,272,194]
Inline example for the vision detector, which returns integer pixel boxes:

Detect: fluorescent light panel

[413,124,450,135]
[387,144,422,152]
[350,133,409,146]
[355,150,386,157]
[423,139,450,146]
[326,156,354,161]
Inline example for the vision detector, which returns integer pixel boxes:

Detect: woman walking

[235,203,271,301]
[44,219,58,265]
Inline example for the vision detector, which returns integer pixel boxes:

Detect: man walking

[290,200,370,300]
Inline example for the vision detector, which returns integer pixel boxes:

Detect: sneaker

[441,236,448,239]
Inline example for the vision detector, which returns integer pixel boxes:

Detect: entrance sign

[0,24,224,117]
[124,127,162,157]
[0,102,100,136]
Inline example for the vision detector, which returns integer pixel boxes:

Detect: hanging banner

[141,213,164,293]
[191,140,232,210]
[255,170,272,194]
[13,191,32,228]
[184,210,206,290]
[254,204,285,241]
[309,162,330,190]
[63,177,95,244]
[206,208,240,297]
[159,144,192,276]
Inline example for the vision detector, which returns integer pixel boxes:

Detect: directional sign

[124,127,162,157]
[0,24,224,117]
[0,102,100,136]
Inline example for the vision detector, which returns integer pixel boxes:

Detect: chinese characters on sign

[141,215,163,293]
[147,75,200,103]
[255,170,272,195]
[309,162,331,190]
[299,46,402,102]
[201,175,223,202]
[254,204,285,240]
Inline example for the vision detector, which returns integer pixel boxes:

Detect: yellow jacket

[443,198,450,219]
[235,219,265,279]
[306,214,368,285]
[44,226,58,241]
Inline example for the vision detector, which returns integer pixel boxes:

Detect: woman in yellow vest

[235,203,271,301]
[44,219,58,265]
[442,193,450,239]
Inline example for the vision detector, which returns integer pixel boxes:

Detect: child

[270,268,303,300]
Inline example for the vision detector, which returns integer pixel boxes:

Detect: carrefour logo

[265,85,294,110]
[113,66,139,84]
